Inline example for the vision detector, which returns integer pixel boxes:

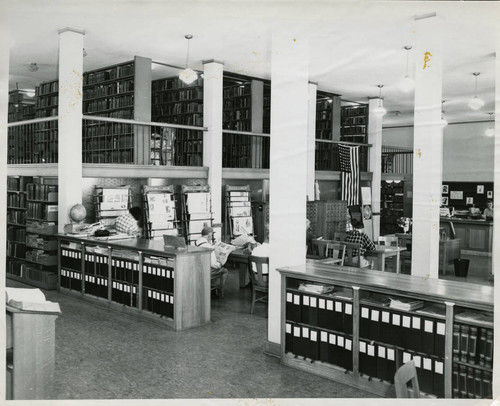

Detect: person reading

[345,219,375,268]
[483,200,494,220]
[115,207,142,237]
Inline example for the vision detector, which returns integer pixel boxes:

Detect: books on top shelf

[6,287,61,313]
[389,297,424,311]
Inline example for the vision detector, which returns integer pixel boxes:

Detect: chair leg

[219,275,224,298]
[250,287,256,314]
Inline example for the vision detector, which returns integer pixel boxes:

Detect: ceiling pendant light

[468,72,485,110]
[441,100,448,127]
[373,85,387,117]
[485,113,495,137]
[179,34,198,85]
[399,46,414,92]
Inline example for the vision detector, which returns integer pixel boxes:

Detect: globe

[70,204,87,223]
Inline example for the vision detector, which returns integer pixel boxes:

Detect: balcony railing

[382,146,413,174]
[315,140,370,172]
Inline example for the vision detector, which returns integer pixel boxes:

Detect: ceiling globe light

[485,113,495,137]
[399,46,414,92]
[179,34,198,85]
[25,89,36,98]
[468,72,484,110]
[373,84,387,117]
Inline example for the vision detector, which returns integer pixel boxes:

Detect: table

[365,245,406,274]
[228,248,250,287]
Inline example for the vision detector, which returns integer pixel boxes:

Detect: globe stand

[63,204,89,234]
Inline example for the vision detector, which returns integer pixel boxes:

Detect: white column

[58,28,85,231]
[411,15,444,278]
[368,97,384,240]
[268,31,309,346]
[251,79,264,169]
[0,25,10,298]
[307,82,317,200]
[202,60,224,224]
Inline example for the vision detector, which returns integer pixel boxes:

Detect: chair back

[333,232,346,242]
[342,242,363,268]
[248,255,269,289]
[394,360,420,398]
[311,239,330,257]
[378,235,398,246]
[326,242,346,266]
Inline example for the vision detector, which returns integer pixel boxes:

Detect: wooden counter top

[440,217,493,225]
[278,261,493,311]
[58,234,211,258]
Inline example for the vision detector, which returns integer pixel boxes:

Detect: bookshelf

[7,179,59,290]
[341,104,368,144]
[151,76,204,166]
[93,186,132,228]
[180,185,213,245]
[8,90,36,123]
[142,185,179,239]
[224,185,253,241]
[380,181,405,235]
[82,60,136,164]
[58,236,211,331]
[278,263,493,399]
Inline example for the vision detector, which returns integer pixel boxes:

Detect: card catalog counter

[57,235,211,331]
[278,261,494,399]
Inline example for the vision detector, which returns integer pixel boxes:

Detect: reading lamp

[485,113,495,137]
[373,85,387,117]
[468,72,484,111]
[399,46,414,93]
[179,34,198,85]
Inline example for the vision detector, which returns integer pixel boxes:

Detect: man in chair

[345,219,375,268]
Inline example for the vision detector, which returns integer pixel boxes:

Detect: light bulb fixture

[399,46,414,92]
[485,113,495,137]
[24,89,35,97]
[179,34,198,85]
[441,100,448,127]
[373,84,387,117]
[468,72,485,110]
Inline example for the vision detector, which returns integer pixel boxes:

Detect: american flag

[339,144,360,206]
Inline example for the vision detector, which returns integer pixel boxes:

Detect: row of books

[60,269,83,291]
[83,150,134,164]
[7,263,56,287]
[36,81,58,96]
[83,80,134,99]
[25,250,57,266]
[7,211,26,225]
[36,96,58,109]
[223,109,250,121]
[342,106,367,117]
[7,227,25,242]
[26,184,58,201]
[400,349,445,397]
[286,290,353,336]
[285,322,353,372]
[453,364,492,399]
[152,77,203,92]
[453,324,493,368]
[317,99,334,111]
[110,258,140,284]
[223,98,250,109]
[341,126,367,135]
[153,101,203,116]
[143,287,174,318]
[84,95,134,113]
[35,108,58,118]
[83,123,133,138]
[152,88,203,103]
[341,116,366,125]
[111,281,138,307]
[7,176,31,191]
[84,135,134,151]
[223,121,252,131]
[7,242,26,259]
[27,203,58,221]
[92,109,134,119]
[7,193,26,207]
[26,234,57,251]
[223,85,251,98]
[61,248,83,271]
[26,220,57,235]
[84,253,109,278]
[359,303,445,357]
[83,274,109,300]
[156,114,203,126]
[83,63,134,86]
[143,263,174,292]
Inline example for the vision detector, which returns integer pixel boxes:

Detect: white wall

[383,122,494,181]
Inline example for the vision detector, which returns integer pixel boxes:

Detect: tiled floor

[7,266,377,400]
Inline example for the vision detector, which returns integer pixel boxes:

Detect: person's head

[201,225,214,239]
[129,206,142,221]
[487,200,493,209]
[351,219,365,231]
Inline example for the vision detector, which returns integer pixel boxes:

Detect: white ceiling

[2,0,499,127]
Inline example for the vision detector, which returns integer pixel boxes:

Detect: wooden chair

[247,255,269,314]
[397,234,412,274]
[378,235,398,246]
[394,360,420,398]
[311,239,330,257]
[341,242,365,268]
[210,268,226,298]
[325,242,346,265]
[333,232,346,242]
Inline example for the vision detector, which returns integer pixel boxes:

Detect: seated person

[195,226,228,296]
[248,241,270,284]
[483,199,494,220]
[306,218,315,255]
[115,207,142,236]
[345,219,376,268]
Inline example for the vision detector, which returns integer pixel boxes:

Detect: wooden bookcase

[7,178,59,290]
[58,236,211,331]
[380,181,405,235]
[142,185,179,239]
[151,76,204,166]
[278,263,494,399]
[341,104,369,144]
[315,92,341,171]
[179,185,213,245]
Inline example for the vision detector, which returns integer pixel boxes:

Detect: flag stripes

[339,144,360,206]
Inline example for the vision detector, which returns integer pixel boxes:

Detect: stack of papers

[389,297,424,311]
[455,311,493,328]
[298,283,334,295]
[416,304,446,317]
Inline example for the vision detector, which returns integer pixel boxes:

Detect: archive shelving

[58,236,211,331]
[224,185,253,241]
[380,181,405,235]
[93,186,132,228]
[306,200,348,241]
[142,185,179,239]
[179,185,213,245]
[7,179,59,290]
[151,76,204,166]
[341,104,368,144]
[278,263,494,399]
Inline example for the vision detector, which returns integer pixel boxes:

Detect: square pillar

[368,97,384,240]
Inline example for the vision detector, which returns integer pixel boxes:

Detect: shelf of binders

[180,185,213,245]
[142,185,179,239]
[94,186,132,228]
[278,266,493,399]
[58,236,210,330]
[224,185,253,240]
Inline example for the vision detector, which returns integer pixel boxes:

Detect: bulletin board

[441,182,493,209]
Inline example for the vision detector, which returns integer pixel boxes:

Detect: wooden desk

[6,304,61,400]
[365,245,406,274]
[228,248,250,287]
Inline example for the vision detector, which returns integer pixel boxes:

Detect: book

[6,287,61,313]
[388,297,424,311]
[298,283,334,295]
